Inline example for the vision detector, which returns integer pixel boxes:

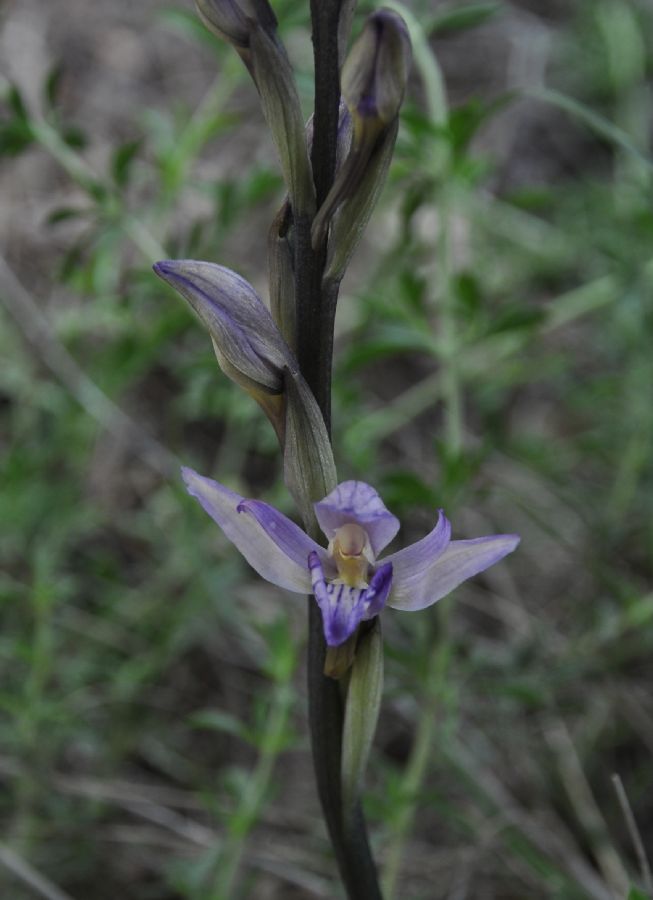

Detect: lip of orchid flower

[182,468,520,647]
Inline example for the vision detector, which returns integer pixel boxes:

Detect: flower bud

[337,0,358,67]
[249,25,315,215]
[153,259,292,423]
[311,9,411,252]
[194,0,276,53]
[195,0,314,215]
[342,8,411,137]
[154,259,336,487]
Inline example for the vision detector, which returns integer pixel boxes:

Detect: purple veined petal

[183,467,322,593]
[388,533,521,612]
[314,480,400,557]
[362,562,393,619]
[238,499,336,580]
[309,552,368,647]
[379,509,451,593]
[154,260,293,393]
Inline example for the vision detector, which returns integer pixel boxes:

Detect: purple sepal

[238,499,335,578]
[314,480,400,557]
[380,509,451,588]
[388,533,520,612]
[182,466,318,593]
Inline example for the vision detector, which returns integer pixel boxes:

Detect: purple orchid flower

[183,468,520,647]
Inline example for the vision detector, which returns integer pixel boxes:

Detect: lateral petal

[388,533,520,611]
[183,467,319,593]
[380,509,451,588]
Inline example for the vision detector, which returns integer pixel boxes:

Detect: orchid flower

[183,469,520,647]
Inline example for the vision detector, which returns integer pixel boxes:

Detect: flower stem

[298,2,382,896]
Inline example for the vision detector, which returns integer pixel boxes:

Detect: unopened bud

[342,9,411,137]
[249,26,315,215]
[195,0,314,215]
[311,9,411,253]
[194,0,276,53]
[153,259,291,407]
[154,260,336,484]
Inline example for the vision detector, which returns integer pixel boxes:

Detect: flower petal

[183,467,320,593]
[237,498,335,579]
[341,9,411,126]
[310,552,368,646]
[379,508,451,591]
[363,562,393,619]
[314,480,400,557]
[388,533,520,611]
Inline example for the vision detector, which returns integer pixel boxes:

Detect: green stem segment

[296,2,382,897]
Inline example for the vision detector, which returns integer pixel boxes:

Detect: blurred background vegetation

[1,0,652,898]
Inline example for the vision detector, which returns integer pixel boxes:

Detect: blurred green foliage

[1,0,652,898]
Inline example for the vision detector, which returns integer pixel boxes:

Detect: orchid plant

[155,1,519,897]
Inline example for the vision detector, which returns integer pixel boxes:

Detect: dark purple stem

[297,2,382,898]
